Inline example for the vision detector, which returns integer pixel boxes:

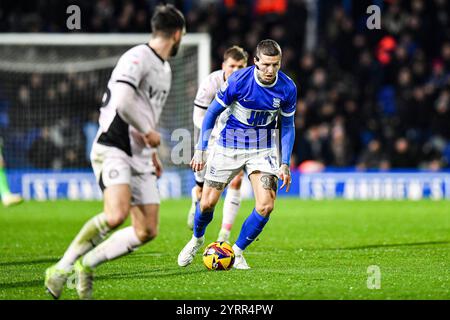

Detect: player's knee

[200,197,217,212]
[135,226,158,243]
[105,205,129,228]
[255,203,274,217]
[195,185,203,199]
[106,214,127,229]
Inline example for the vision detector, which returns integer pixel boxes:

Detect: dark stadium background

[0,0,449,302]
[1,0,449,172]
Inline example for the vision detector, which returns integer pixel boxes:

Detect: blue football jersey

[214,65,297,149]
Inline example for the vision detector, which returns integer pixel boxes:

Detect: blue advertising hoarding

[5,169,450,200]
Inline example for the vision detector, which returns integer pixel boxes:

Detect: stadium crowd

[0,0,449,170]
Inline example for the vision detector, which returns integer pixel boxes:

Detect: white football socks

[221,188,241,231]
[82,226,142,269]
[192,186,200,202]
[56,212,110,272]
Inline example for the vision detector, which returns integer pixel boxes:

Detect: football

[202,241,235,271]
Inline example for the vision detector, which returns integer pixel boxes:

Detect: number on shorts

[265,155,276,169]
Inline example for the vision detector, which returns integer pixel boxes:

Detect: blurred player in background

[178,39,296,269]
[188,45,248,243]
[0,139,23,207]
[45,4,185,299]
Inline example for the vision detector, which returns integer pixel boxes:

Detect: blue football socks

[193,202,214,238]
[235,208,269,250]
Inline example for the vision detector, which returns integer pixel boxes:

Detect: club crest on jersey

[273,98,281,108]
[109,169,119,179]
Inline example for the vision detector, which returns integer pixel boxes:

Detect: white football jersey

[193,69,229,141]
[94,44,171,161]
[194,69,225,110]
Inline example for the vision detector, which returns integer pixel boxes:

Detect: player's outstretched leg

[218,172,243,242]
[75,204,159,299]
[45,212,111,299]
[45,184,130,299]
[232,173,276,270]
[75,226,142,299]
[178,180,224,267]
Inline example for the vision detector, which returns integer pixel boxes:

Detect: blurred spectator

[28,126,61,169]
[390,137,418,168]
[328,122,354,167]
[295,125,331,165]
[431,90,450,139]
[357,139,390,170]
[62,147,83,168]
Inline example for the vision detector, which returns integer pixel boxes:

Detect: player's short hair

[151,4,185,38]
[223,46,249,63]
[255,39,282,60]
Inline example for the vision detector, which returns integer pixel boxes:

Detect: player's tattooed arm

[205,179,227,191]
[260,174,278,193]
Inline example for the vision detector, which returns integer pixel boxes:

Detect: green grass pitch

[0,199,449,300]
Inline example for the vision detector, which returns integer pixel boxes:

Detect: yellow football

[202,241,235,271]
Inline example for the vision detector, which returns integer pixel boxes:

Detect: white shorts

[91,144,160,206]
[204,144,279,184]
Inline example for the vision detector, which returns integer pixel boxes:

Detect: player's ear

[173,29,182,42]
[254,57,260,70]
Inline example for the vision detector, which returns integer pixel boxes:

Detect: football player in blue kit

[178,39,297,269]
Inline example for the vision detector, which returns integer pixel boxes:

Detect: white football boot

[74,260,94,300]
[45,265,71,299]
[177,235,205,267]
[232,244,251,270]
[2,193,23,207]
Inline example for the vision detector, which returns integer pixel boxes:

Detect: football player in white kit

[188,46,248,243]
[44,4,185,300]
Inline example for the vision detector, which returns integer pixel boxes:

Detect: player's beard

[170,40,181,57]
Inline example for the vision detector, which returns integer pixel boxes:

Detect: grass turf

[0,199,449,300]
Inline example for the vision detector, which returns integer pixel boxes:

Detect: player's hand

[144,130,161,148]
[279,164,292,192]
[152,152,163,178]
[190,149,206,172]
